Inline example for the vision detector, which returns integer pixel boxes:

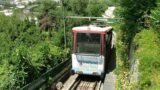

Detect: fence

[21,59,71,90]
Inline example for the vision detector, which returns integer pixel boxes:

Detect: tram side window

[76,33,101,54]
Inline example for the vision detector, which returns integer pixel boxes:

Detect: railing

[21,59,71,90]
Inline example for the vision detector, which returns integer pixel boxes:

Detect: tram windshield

[76,33,101,54]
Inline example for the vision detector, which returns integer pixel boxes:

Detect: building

[3,9,13,16]
[11,0,36,5]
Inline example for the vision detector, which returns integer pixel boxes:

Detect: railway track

[69,75,102,90]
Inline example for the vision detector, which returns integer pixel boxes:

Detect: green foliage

[0,0,109,89]
[33,0,59,30]
[0,13,69,89]
[150,1,160,30]
[85,0,108,17]
[119,0,157,44]
[117,1,160,90]
[62,0,89,15]
[120,0,156,22]
[62,0,108,17]
[134,29,160,90]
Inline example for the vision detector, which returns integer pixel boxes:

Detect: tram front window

[76,33,101,54]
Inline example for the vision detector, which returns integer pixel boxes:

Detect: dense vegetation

[0,0,109,89]
[115,0,160,90]
[136,1,160,89]
[134,30,160,90]
[0,13,69,89]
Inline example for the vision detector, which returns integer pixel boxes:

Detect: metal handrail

[21,59,71,90]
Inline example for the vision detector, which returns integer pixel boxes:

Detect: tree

[121,0,156,22]
[118,0,158,75]
[120,0,157,43]
[33,0,58,30]
[62,0,89,16]
[85,0,108,16]
[0,13,69,89]
[150,0,160,30]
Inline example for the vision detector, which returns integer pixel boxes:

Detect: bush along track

[0,14,69,89]
[134,29,160,90]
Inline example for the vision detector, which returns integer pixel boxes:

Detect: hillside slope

[134,29,160,90]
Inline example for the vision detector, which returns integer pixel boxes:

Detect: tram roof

[72,25,112,33]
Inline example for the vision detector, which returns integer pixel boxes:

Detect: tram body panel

[72,54,104,75]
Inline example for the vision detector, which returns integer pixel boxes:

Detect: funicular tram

[71,25,113,78]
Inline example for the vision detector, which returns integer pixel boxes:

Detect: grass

[114,24,132,90]
[134,29,160,90]
[115,28,160,90]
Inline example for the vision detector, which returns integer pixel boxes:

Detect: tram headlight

[72,54,79,68]
[98,56,104,71]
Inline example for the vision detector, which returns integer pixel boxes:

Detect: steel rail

[69,78,81,90]
[69,76,100,90]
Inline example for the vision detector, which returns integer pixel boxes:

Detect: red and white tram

[71,25,113,78]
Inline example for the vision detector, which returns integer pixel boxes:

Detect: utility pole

[65,16,122,20]
[61,0,66,49]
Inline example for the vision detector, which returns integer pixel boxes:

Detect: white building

[11,0,36,5]
[3,9,13,16]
